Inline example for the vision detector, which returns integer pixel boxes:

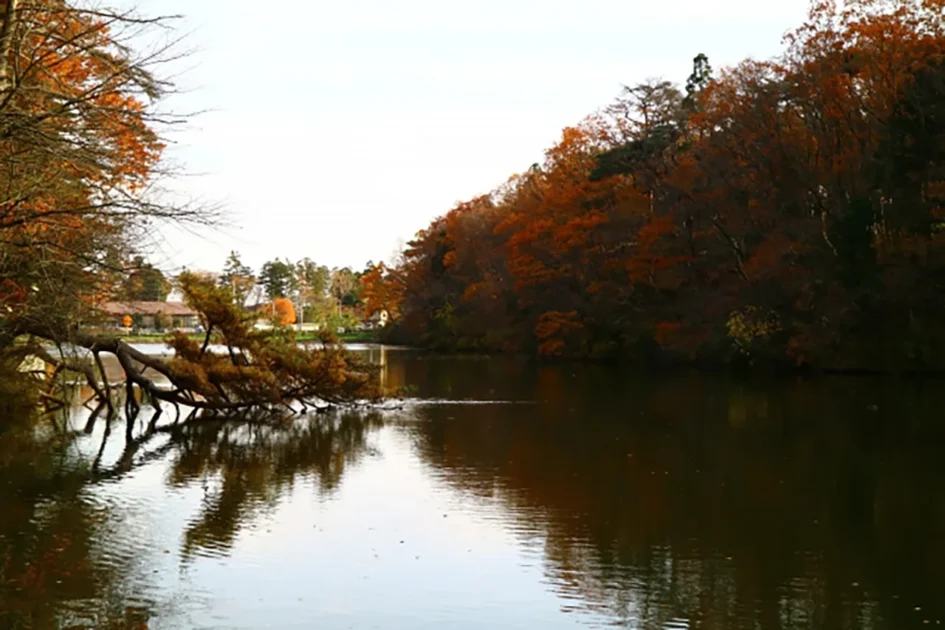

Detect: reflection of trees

[407,371,945,629]
[0,395,385,628]
[165,412,384,559]
[6,353,945,630]
[0,414,156,629]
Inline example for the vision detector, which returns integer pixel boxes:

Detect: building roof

[100,301,198,317]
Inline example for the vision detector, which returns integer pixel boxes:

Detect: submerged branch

[20,322,379,420]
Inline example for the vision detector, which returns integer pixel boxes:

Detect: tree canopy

[0,1,381,420]
[381,0,945,371]
[0,0,212,347]
[119,256,171,302]
[259,259,297,301]
[220,251,256,307]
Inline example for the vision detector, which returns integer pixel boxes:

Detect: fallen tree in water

[15,272,381,421]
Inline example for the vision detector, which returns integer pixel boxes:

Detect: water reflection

[0,414,158,629]
[166,412,384,560]
[406,367,945,629]
[0,394,386,629]
[1,352,945,629]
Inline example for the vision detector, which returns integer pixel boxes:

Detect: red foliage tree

[383,0,945,369]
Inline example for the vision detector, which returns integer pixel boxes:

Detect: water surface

[2,350,945,629]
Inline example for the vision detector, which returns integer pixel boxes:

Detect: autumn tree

[19,272,380,425]
[271,297,296,326]
[0,0,213,350]
[384,0,945,370]
[0,3,383,417]
[359,262,403,322]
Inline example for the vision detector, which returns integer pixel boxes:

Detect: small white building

[358,309,390,330]
[364,310,389,329]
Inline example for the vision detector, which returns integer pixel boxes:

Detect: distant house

[100,301,200,331]
[360,309,389,330]
[371,309,390,327]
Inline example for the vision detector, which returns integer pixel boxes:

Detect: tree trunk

[0,0,19,93]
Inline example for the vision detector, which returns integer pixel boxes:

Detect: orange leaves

[507,253,557,290]
[272,298,296,326]
[4,1,164,190]
[781,0,945,171]
[553,211,609,253]
[535,310,583,357]
[0,1,165,237]
[543,126,601,173]
[360,262,404,319]
[0,3,204,349]
[626,216,690,286]
[637,215,675,249]
[381,0,945,367]
[654,321,682,346]
[493,122,629,299]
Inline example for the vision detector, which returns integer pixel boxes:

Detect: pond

[2,349,945,629]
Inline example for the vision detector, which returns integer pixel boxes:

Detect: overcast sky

[133,0,812,274]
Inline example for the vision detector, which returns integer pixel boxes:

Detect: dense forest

[362,0,945,371]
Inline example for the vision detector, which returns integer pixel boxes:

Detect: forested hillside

[363,0,945,370]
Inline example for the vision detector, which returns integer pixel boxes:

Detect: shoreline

[116,331,382,345]
[40,333,945,377]
[368,342,945,378]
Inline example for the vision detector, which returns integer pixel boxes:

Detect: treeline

[113,251,376,329]
[364,0,945,371]
[216,252,369,328]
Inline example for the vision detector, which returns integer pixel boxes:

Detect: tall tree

[295,258,331,320]
[259,259,297,301]
[0,0,213,348]
[359,262,404,320]
[219,251,256,307]
[119,256,171,302]
[0,3,382,416]
[329,267,359,311]
[683,53,713,111]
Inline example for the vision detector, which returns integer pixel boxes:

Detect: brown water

[2,349,945,629]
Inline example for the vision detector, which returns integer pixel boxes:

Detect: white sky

[132,0,812,275]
